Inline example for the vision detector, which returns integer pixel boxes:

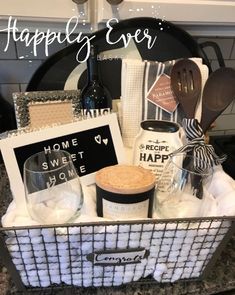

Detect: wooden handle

[200,106,223,133]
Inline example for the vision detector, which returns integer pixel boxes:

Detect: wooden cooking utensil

[171,59,202,118]
[201,67,235,132]
[171,59,203,199]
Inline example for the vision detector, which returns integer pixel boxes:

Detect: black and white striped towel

[121,58,208,147]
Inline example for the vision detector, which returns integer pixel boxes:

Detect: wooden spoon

[171,59,202,118]
[201,67,235,132]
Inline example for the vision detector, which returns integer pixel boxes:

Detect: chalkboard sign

[14,125,118,181]
[0,114,125,214]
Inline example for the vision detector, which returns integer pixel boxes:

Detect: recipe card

[147,73,178,113]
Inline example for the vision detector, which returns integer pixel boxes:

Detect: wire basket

[0,216,234,293]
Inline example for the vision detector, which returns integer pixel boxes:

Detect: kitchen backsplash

[0,32,235,135]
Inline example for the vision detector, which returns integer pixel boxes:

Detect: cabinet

[0,0,91,32]
[0,1,235,35]
[96,0,235,36]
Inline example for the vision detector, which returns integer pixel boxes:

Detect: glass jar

[132,120,183,180]
[95,165,155,219]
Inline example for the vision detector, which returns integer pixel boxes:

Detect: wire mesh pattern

[0,217,233,290]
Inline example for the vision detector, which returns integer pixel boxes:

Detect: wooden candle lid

[95,165,156,194]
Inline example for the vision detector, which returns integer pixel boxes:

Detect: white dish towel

[121,58,209,147]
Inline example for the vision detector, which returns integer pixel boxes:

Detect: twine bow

[171,118,227,173]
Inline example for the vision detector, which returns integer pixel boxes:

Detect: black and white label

[138,140,172,180]
[82,108,111,118]
[87,248,149,266]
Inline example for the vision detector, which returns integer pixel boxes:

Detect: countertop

[0,165,235,295]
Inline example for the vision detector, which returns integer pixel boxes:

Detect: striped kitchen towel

[121,58,208,147]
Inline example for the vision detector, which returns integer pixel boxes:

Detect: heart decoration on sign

[103,138,108,145]
[94,135,102,144]
[95,135,108,146]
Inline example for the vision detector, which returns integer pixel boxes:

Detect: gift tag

[147,74,178,113]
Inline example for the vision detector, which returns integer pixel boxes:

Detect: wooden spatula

[171,59,202,118]
[200,67,235,132]
[171,59,203,199]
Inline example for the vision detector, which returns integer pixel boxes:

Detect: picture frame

[13,90,82,129]
[0,113,125,215]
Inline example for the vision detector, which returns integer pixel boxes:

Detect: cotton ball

[198,192,218,217]
[56,190,80,211]
[32,243,44,251]
[141,231,152,240]
[153,231,163,239]
[130,231,141,240]
[48,207,76,224]
[140,240,151,248]
[30,203,54,223]
[131,224,142,231]
[30,200,76,224]
[94,241,105,249]
[21,275,29,286]
[38,269,48,277]
[51,275,61,284]
[40,278,51,287]
[41,228,56,243]
[22,251,33,259]
[119,225,130,233]
[208,168,235,198]
[83,278,92,287]
[17,236,30,244]
[23,258,35,265]
[48,264,60,273]
[62,274,72,285]
[153,263,167,281]
[59,255,70,264]
[35,256,46,264]
[171,268,183,282]
[103,278,112,286]
[93,278,103,287]
[12,258,23,266]
[133,263,145,281]
[30,235,43,244]
[28,280,41,287]
[217,191,235,216]
[58,242,68,250]
[16,264,25,271]
[81,241,92,252]
[117,240,128,248]
[143,224,154,231]
[45,200,56,208]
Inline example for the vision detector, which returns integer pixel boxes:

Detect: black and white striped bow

[171,118,227,173]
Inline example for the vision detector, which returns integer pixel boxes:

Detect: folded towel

[121,58,209,147]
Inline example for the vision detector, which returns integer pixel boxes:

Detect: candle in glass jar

[95,164,156,220]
